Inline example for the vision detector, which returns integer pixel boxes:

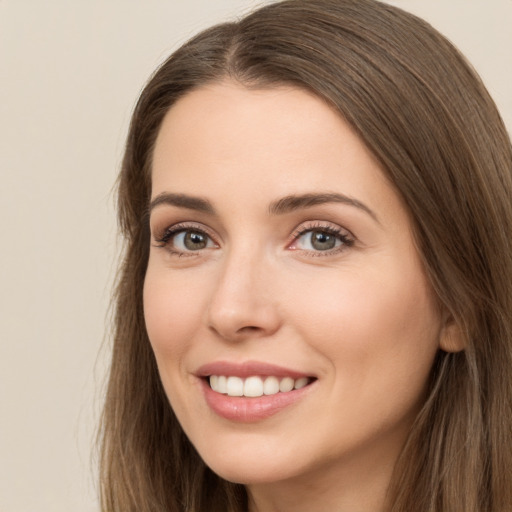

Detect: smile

[209,375,311,397]
[197,361,316,422]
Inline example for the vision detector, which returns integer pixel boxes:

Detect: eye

[173,230,214,251]
[289,224,354,254]
[154,224,218,255]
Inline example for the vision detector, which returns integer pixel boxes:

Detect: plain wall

[0,1,510,511]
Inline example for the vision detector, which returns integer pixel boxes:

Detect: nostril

[238,326,260,333]
[207,299,281,341]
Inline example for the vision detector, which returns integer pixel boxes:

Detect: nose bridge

[207,241,280,340]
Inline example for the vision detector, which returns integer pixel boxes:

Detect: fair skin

[144,81,453,512]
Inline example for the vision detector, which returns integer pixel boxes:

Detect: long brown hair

[99,1,512,510]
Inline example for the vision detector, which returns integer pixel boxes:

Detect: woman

[99,0,512,510]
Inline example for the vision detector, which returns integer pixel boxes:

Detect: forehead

[153,82,346,169]
[148,81,414,240]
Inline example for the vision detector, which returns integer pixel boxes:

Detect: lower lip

[201,378,314,423]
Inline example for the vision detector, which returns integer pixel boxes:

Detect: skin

[144,81,454,512]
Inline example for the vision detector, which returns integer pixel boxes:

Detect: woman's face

[144,81,449,489]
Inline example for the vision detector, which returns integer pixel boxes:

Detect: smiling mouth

[208,375,315,397]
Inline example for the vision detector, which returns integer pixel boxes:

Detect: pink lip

[200,379,315,423]
[195,360,316,423]
[196,360,312,379]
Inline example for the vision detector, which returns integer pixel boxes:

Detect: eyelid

[289,220,353,239]
[153,221,217,242]
[151,219,355,258]
[152,221,220,257]
[287,221,355,254]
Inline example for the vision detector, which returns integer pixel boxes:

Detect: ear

[439,316,465,353]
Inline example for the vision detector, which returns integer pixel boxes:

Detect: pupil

[311,231,335,250]
[184,231,206,250]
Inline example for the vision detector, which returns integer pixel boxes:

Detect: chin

[209,462,292,486]
[199,442,302,485]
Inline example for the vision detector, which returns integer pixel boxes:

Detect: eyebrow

[149,193,215,214]
[269,193,379,222]
[149,191,378,222]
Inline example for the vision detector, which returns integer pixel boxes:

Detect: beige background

[0,1,510,511]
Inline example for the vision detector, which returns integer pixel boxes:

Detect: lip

[196,360,316,423]
[196,360,312,379]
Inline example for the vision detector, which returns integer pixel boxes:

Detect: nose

[206,250,281,342]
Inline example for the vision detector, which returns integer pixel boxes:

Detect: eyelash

[153,222,218,257]
[153,221,354,257]
[289,222,354,256]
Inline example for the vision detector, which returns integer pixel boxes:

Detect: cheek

[289,269,441,449]
[143,262,205,361]
[288,262,441,386]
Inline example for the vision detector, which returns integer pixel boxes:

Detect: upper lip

[196,360,313,379]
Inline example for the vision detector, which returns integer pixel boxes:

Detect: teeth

[294,377,309,389]
[226,376,244,396]
[263,376,279,395]
[279,377,294,392]
[244,376,263,397]
[217,375,227,394]
[209,375,311,397]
